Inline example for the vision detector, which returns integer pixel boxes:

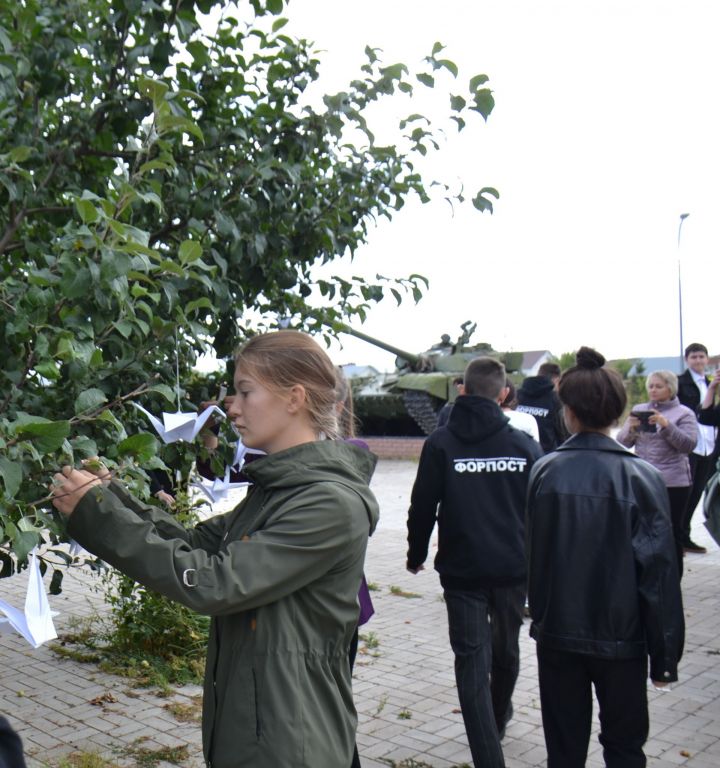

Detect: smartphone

[631,411,657,433]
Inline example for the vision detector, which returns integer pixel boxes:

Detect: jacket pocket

[252,667,262,739]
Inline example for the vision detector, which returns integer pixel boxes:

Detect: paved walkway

[1,459,720,767]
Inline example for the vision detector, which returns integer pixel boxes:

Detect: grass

[367,581,381,591]
[398,708,412,719]
[359,630,380,649]
[55,753,121,768]
[389,585,422,599]
[119,738,190,767]
[51,618,205,691]
[164,695,203,723]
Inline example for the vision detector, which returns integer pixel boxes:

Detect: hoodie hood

[447,395,509,443]
[243,440,379,533]
[518,376,555,399]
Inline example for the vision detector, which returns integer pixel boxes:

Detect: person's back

[407,356,542,768]
[526,347,684,768]
[516,363,567,451]
[528,435,678,654]
[413,395,542,585]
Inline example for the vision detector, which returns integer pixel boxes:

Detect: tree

[0,0,497,576]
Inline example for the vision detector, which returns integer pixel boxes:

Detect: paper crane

[192,439,265,504]
[0,549,58,649]
[193,466,250,504]
[133,402,225,444]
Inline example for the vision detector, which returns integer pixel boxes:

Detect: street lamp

[677,213,689,370]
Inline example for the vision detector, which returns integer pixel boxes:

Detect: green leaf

[118,433,159,463]
[34,361,60,380]
[98,410,126,435]
[471,89,495,121]
[12,530,40,564]
[472,188,499,214]
[436,59,458,77]
[185,297,212,315]
[114,320,133,338]
[16,420,71,453]
[7,146,33,163]
[149,384,177,404]
[138,76,169,105]
[450,94,466,111]
[178,240,202,264]
[49,569,63,595]
[0,457,22,498]
[75,198,99,224]
[469,74,490,90]
[74,388,108,415]
[416,73,435,88]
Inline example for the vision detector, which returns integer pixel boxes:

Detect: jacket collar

[650,396,680,411]
[556,431,632,454]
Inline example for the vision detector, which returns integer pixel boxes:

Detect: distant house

[341,364,380,380]
[519,350,554,376]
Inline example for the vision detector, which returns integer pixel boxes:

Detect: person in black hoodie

[516,362,569,452]
[406,356,543,768]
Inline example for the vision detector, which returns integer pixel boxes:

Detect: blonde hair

[646,370,678,398]
[235,331,340,439]
[335,366,357,439]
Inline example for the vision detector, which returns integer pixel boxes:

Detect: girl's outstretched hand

[50,466,102,518]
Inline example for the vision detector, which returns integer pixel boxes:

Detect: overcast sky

[276,0,720,372]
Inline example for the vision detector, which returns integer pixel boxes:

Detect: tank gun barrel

[338,325,421,367]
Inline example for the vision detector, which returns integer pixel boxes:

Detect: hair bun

[575,346,605,370]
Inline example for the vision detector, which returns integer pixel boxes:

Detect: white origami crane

[0,549,58,648]
[133,402,225,444]
[193,466,250,504]
[192,440,264,504]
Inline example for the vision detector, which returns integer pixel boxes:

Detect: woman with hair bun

[526,347,684,768]
[616,370,697,577]
[51,331,380,768]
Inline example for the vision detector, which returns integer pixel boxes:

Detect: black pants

[348,626,361,768]
[667,486,690,579]
[682,453,716,541]
[537,646,649,768]
[444,584,526,768]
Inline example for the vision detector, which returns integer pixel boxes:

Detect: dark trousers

[537,646,649,768]
[667,486,690,579]
[682,453,716,541]
[348,626,361,768]
[444,584,525,768]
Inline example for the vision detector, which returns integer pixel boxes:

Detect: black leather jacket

[527,432,684,682]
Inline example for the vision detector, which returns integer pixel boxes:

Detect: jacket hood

[447,395,509,442]
[242,440,379,532]
[518,376,555,398]
[557,431,633,455]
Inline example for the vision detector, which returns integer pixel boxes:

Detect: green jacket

[67,440,379,768]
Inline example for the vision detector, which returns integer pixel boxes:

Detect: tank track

[402,390,441,435]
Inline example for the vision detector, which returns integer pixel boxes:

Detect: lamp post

[677,213,689,371]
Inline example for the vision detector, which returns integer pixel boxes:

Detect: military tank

[341,321,523,435]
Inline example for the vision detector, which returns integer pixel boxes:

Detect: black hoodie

[516,375,568,452]
[407,395,543,589]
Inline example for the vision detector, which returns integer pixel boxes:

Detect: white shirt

[691,370,716,456]
[504,408,541,443]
